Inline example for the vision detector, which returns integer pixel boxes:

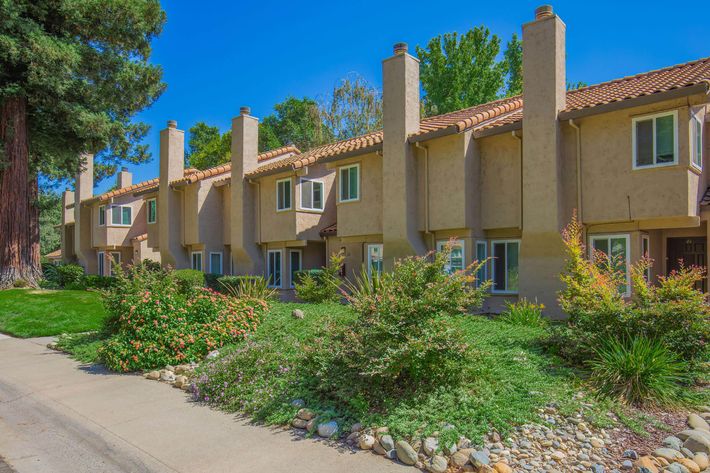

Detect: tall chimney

[519,5,567,317]
[116,167,132,189]
[158,120,188,268]
[73,154,93,272]
[230,106,262,275]
[382,42,426,268]
[61,188,74,263]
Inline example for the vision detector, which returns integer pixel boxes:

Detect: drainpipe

[512,131,523,230]
[414,142,432,246]
[569,119,583,226]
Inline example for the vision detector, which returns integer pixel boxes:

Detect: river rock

[423,437,439,456]
[693,452,708,470]
[144,370,160,380]
[290,399,305,408]
[291,309,304,319]
[688,414,710,432]
[358,434,375,450]
[173,375,188,388]
[666,463,690,473]
[470,450,490,467]
[451,451,469,467]
[664,436,684,451]
[159,369,175,382]
[379,434,394,451]
[292,418,307,429]
[654,448,683,461]
[684,431,710,454]
[395,440,418,466]
[676,458,700,473]
[296,408,315,421]
[317,421,338,438]
[492,462,512,473]
[425,455,448,473]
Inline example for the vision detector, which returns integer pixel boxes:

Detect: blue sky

[94,0,707,193]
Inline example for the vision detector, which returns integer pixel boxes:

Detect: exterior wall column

[159,120,188,268]
[74,154,94,272]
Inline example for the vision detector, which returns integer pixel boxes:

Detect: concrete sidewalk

[0,336,406,473]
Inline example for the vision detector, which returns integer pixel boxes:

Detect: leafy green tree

[186,122,231,170]
[503,34,523,97]
[567,81,588,90]
[39,190,62,255]
[320,74,382,141]
[0,0,166,287]
[259,97,331,152]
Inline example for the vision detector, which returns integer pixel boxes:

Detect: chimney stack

[231,106,262,275]
[518,5,567,317]
[381,42,427,268]
[116,167,132,189]
[159,120,187,268]
[74,153,93,272]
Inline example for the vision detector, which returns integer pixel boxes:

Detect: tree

[320,73,382,141]
[186,122,231,170]
[259,97,331,152]
[0,0,166,287]
[503,34,523,97]
[39,190,61,255]
[567,81,588,91]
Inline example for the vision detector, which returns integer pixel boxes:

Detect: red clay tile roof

[172,145,300,185]
[131,233,148,242]
[319,222,338,237]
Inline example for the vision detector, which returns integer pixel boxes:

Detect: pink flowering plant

[99,263,267,372]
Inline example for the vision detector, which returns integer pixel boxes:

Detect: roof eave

[474,120,523,139]
[408,126,459,144]
[316,142,383,165]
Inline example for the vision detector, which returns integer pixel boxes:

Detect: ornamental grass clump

[99,263,267,372]
[499,298,547,328]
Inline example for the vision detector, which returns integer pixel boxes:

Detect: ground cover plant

[0,288,106,337]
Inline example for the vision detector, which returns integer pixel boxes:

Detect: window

[276,178,292,211]
[97,251,105,276]
[98,205,106,226]
[436,239,465,274]
[366,244,383,279]
[191,251,203,271]
[590,234,630,295]
[339,164,359,202]
[267,250,283,287]
[300,179,324,211]
[475,241,488,288]
[491,240,519,294]
[642,234,651,282]
[632,111,677,168]
[289,250,302,288]
[146,198,157,224]
[111,205,132,226]
[691,110,703,170]
[209,252,223,274]
[109,251,121,276]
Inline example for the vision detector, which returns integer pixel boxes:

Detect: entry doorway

[667,237,706,292]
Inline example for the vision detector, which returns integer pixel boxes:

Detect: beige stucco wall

[259,172,297,243]
[325,235,382,282]
[90,194,148,249]
[479,133,522,230]
[331,153,383,238]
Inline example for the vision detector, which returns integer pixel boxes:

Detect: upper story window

[436,239,465,274]
[632,110,677,169]
[98,205,106,226]
[111,205,132,226]
[339,164,359,202]
[276,178,292,211]
[146,198,157,224]
[691,110,704,170]
[590,234,630,296]
[300,178,324,211]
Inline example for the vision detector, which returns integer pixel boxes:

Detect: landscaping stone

[291,309,304,319]
[492,462,512,473]
[144,370,160,380]
[358,434,375,450]
[165,365,175,372]
[676,458,700,473]
[622,450,638,460]
[292,418,307,429]
[205,349,220,360]
[159,369,175,382]
[350,422,363,432]
[422,437,438,456]
[425,455,448,473]
[692,452,708,470]
[663,436,683,451]
[290,399,305,408]
[317,421,338,438]
[654,448,683,462]
[634,456,658,473]
[395,440,418,466]
[683,431,710,454]
[296,408,315,421]
[688,414,710,432]
[451,451,469,467]
[470,450,490,467]
[379,434,394,452]
[306,419,316,432]
[373,440,387,455]
[666,463,690,473]
[620,460,632,470]
[174,364,192,375]
[173,375,188,388]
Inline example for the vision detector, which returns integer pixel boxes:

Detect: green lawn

[0,289,107,338]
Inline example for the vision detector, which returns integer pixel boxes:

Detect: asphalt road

[0,335,406,473]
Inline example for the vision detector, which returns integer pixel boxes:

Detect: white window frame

[641,234,651,282]
[436,239,465,274]
[289,249,302,288]
[146,198,157,224]
[191,251,203,272]
[475,240,488,288]
[299,178,324,211]
[267,249,283,288]
[109,251,121,276]
[276,178,292,212]
[98,205,106,226]
[209,252,223,275]
[490,239,520,295]
[97,251,105,276]
[589,233,631,296]
[111,205,132,227]
[690,110,703,170]
[339,163,360,203]
[632,110,678,170]
[366,243,383,279]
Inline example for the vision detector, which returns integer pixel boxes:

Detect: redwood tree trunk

[0,96,41,288]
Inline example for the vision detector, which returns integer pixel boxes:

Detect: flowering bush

[99,264,267,372]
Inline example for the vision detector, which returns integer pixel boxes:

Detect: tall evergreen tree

[503,34,523,97]
[0,0,166,287]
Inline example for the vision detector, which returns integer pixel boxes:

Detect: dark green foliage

[81,275,116,290]
[39,190,61,254]
[186,122,231,170]
[503,33,523,96]
[259,97,331,152]
[171,269,205,294]
[499,298,547,328]
[294,254,343,303]
[204,273,222,291]
[56,264,84,288]
[12,279,28,288]
[217,275,263,289]
[320,74,382,141]
[588,336,689,406]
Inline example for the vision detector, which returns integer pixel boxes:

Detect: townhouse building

[60,5,709,316]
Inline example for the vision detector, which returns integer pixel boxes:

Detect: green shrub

[219,276,276,301]
[12,279,29,288]
[172,269,205,294]
[499,298,547,327]
[217,275,262,290]
[306,249,490,402]
[56,264,84,288]
[204,273,222,291]
[81,275,116,290]
[99,265,268,371]
[588,336,688,406]
[42,262,60,285]
[294,254,343,303]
